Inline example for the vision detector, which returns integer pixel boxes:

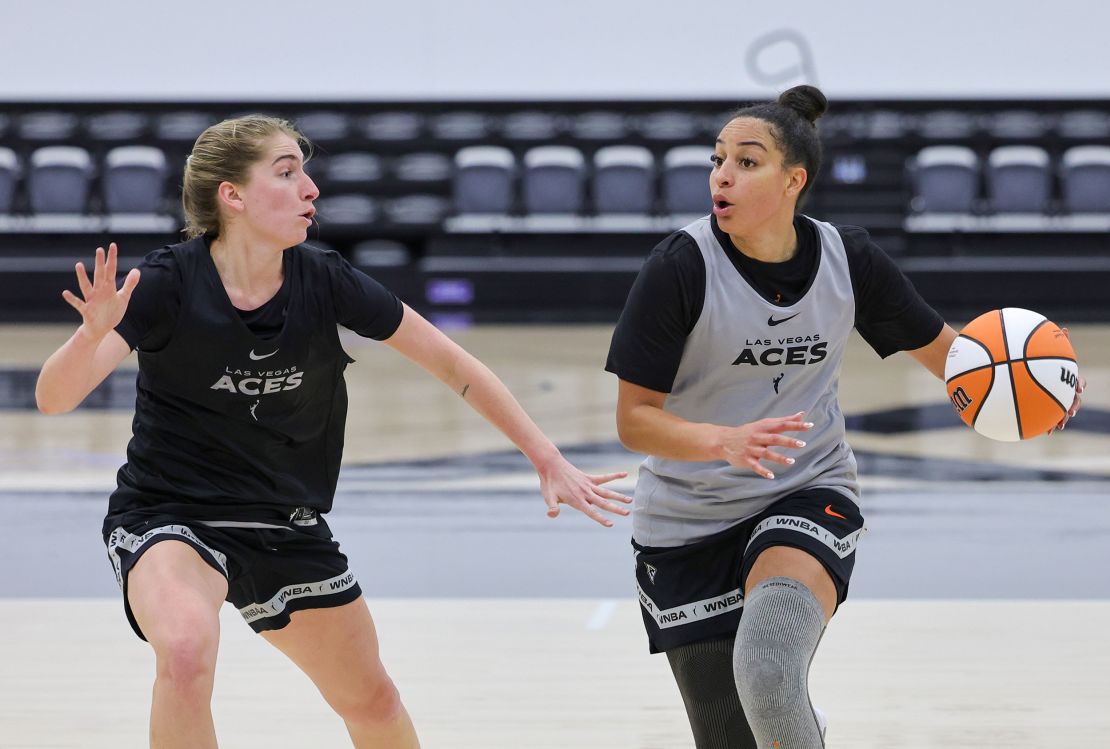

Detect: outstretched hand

[538,455,632,528]
[720,411,813,479]
[62,243,140,340]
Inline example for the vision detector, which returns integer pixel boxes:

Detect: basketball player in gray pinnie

[606,85,1082,748]
[36,115,632,749]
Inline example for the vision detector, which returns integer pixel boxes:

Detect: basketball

[945,308,1079,441]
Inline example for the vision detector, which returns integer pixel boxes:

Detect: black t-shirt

[606,215,944,393]
[106,237,403,529]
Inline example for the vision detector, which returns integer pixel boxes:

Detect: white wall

[4,0,1107,101]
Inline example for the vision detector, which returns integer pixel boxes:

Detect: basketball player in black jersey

[36,115,631,749]
[607,86,1084,748]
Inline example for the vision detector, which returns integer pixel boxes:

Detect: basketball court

[1,322,1107,748]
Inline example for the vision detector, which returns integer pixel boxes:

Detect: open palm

[62,242,140,339]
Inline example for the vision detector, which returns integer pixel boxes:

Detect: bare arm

[615,379,811,480]
[384,304,631,526]
[36,243,140,414]
[906,323,959,380]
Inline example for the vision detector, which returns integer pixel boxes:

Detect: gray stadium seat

[453,146,515,214]
[522,146,586,214]
[592,146,654,214]
[430,112,495,142]
[661,145,713,215]
[324,152,384,189]
[0,148,19,213]
[29,146,93,213]
[502,111,563,142]
[394,152,452,183]
[570,111,629,141]
[1057,110,1110,140]
[917,110,978,140]
[352,239,411,267]
[361,112,423,142]
[987,145,1051,213]
[911,146,979,213]
[295,112,351,146]
[1060,146,1110,213]
[384,195,451,226]
[104,146,168,213]
[19,111,80,142]
[638,111,700,142]
[985,110,1047,140]
[314,195,379,226]
[154,111,215,144]
[86,111,149,142]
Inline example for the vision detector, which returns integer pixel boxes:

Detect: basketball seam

[1021,318,1050,359]
[1021,361,1071,416]
[947,334,994,385]
[999,311,1023,440]
[969,364,994,429]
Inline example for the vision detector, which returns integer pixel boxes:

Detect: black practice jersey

[606,215,944,393]
[106,237,403,529]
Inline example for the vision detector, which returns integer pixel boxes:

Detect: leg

[261,598,420,749]
[127,540,229,749]
[667,635,757,749]
[734,546,836,749]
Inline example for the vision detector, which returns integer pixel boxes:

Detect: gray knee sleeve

[733,577,826,748]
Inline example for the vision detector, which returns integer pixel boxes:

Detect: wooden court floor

[1,322,1108,748]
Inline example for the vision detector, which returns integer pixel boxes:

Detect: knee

[152,629,219,691]
[733,637,804,715]
[333,676,405,728]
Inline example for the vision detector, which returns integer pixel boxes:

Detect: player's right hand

[62,242,140,340]
[719,411,813,479]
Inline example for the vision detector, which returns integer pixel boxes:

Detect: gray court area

[3,444,1108,601]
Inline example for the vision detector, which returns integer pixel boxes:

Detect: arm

[36,243,140,414]
[905,323,958,380]
[384,304,631,526]
[615,378,811,480]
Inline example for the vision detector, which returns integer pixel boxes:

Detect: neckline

[708,214,823,311]
[200,237,295,342]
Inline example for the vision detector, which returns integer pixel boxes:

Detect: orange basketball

[945,308,1079,441]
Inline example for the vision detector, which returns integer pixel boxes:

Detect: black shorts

[104,508,361,640]
[632,488,866,654]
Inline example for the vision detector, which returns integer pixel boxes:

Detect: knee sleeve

[733,577,826,748]
[667,636,757,749]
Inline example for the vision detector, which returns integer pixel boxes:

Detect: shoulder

[291,242,347,270]
[644,229,705,274]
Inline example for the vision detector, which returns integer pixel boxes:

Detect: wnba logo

[950,386,973,413]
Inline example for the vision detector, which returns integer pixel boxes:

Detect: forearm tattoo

[460,384,470,398]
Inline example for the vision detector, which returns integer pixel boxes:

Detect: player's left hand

[537,455,632,527]
[1050,327,1085,434]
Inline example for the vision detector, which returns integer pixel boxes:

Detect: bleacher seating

[0,99,1108,324]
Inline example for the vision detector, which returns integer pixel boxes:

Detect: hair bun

[778,85,828,125]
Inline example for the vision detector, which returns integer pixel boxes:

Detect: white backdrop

[3,0,1106,101]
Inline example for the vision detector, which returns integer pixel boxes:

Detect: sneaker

[814,706,828,742]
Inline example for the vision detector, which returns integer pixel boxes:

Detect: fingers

[105,242,118,280]
[747,458,775,480]
[588,471,628,485]
[92,246,106,287]
[760,412,815,433]
[61,289,84,313]
[542,491,559,518]
[74,261,93,300]
[118,268,141,302]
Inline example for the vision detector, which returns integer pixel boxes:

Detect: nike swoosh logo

[824,504,847,520]
[768,313,799,326]
[249,349,279,360]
